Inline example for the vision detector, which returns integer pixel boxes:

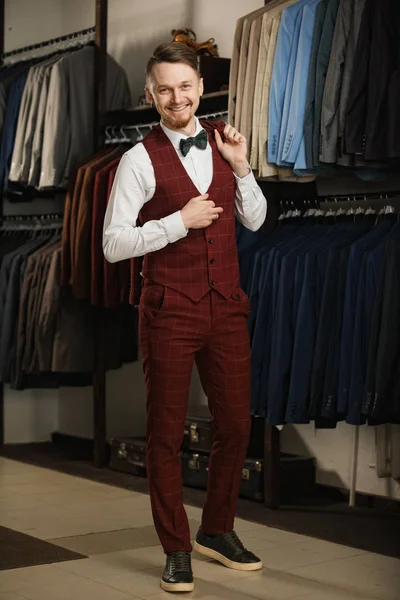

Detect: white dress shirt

[103,117,267,263]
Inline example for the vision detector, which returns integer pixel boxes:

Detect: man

[103,42,267,593]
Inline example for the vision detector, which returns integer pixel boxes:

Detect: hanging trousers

[139,280,251,554]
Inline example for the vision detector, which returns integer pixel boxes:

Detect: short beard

[163,109,193,131]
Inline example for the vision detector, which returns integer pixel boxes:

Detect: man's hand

[215,125,251,178]
[180,193,224,229]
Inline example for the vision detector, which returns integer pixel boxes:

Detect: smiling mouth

[168,105,190,112]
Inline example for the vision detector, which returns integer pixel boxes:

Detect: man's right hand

[180,194,224,230]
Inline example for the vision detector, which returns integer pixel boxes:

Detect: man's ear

[199,77,204,97]
[145,87,154,105]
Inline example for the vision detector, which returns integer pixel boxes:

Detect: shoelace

[225,530,246,551]
[169,551,191,572]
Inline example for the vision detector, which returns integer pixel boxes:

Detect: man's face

[146,62,204,131]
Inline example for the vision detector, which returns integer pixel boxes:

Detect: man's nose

[172,89,183,104]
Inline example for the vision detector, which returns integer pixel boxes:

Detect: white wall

[281,423,400,500]
[5,0,399,501]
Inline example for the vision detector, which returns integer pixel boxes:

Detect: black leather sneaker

[194,529,263,571]
[161,551,194,593]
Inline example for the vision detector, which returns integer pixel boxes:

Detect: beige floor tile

[14,578,138,600]
[121,546,166,569]
[254,541,364,573]
[35,489,140,508]
[0,496,49,512]
[291,591,378,600]
[290,556,400,600]
[0,565,85,593]
[230,531,277,552]
[51,527,159,556]
[339,552,400,575]
[190,556,261,584]
[221,569,328,600]
[249,526,313,546]
[232,518,264,533]
[143,579,256,600]
[94,567,162,597]
[53,550,157,579]
[0,594,31,600]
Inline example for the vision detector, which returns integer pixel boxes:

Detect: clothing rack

[0,0,109,470]
[1,213,64,227]
[0,27,95,61]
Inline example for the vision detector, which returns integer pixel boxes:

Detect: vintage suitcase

[183,407,265,457]
[181,451,264,502]
[109,437,147,477]
[183,408,214,453]
[181,451,316,504]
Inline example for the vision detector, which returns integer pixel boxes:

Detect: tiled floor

[0,457,399,600]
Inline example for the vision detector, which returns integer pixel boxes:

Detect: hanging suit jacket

[252,0,311,181]
[268,0,313,166]
[319,0,353,163]
[311,0,340,167]
[91,155,125,306]
[9,55,59,183]
[27,59,59,187]
[239,1,286,144]
[303,0,329,170]
[336,0,366,166]
[239,16,264,148]
[39,47,130,189]
[280,0,321,172]
[363,0,400,160]
[344,0,375,155]
[228,5,272,126]
[61,148,112,287]
[72,146,124,299]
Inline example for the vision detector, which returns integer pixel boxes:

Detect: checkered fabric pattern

[140,282,251,553]
[140,120,240,302]
[138,121,252,553]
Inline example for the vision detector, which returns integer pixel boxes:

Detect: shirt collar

[160,117,205,151]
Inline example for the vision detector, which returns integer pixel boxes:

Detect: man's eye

[183,84,191,89]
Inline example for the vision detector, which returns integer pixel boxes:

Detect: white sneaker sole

[160,580,195,593]
[193,541,263,571]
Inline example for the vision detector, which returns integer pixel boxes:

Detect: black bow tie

[179,129,208,157]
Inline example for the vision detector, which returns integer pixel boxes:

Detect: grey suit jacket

[312,0,340,167]
[319,0,354,163]
[27,60,56,187]
[39,46,130,189]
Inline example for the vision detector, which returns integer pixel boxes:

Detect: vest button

[210,281,216,286]
[210,259,215,265]
[208,239,214,244]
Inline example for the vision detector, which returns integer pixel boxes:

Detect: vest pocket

[230,287,250,316]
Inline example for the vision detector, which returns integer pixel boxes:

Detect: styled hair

[146,42,200,81]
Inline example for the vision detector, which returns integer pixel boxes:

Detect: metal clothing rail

[1,26,95,60]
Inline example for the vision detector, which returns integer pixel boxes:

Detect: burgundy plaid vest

[139,120,240,302]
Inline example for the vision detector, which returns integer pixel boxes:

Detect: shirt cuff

[234,169,258,194]
[161,210,188,244]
